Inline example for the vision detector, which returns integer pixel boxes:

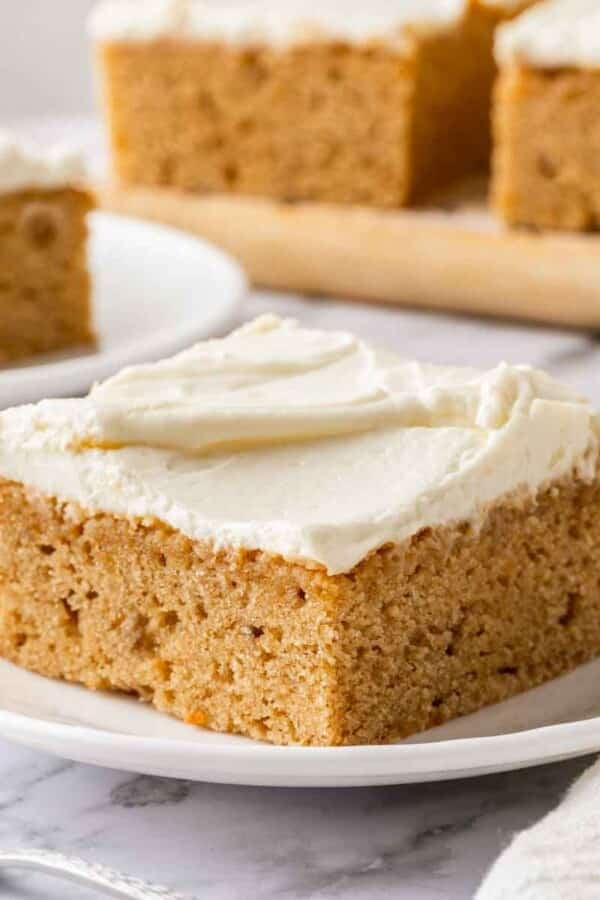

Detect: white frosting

[0,315,596,575]
[0,317,597,573]
[0,131,85,196]
[496,0,600,68]
[88,0,472,47]
[90,315,427,452]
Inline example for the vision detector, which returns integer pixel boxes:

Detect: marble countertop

[0,739,594,900]
[3,118,600,900]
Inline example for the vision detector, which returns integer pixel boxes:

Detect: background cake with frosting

[493,0,600,230]
[0,315,599,746]
[90,0,535,208]
[0,132,95,362]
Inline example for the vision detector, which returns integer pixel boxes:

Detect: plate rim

[1,678,600,786]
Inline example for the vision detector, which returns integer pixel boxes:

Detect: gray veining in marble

[2,117,600,900]
[0,739,595,900]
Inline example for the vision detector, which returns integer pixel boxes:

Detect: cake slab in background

[94,0,600,327]
[0,133,95,363]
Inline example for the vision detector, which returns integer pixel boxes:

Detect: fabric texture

[477,756,600,899]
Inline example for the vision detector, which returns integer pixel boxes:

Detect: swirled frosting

[0,131,85,196]
[0,316,596,574]
[89,315,439,452]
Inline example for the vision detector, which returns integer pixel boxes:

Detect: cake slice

[493,0,600,230]
[90,0,534,208]
[1,315,599,747]
[0,132,95,362]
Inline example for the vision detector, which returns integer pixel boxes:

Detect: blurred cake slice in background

[0,132,95,362]
[90,0,535,208]
[493,0,600,231]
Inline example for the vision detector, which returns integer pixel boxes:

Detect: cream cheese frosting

[89,0,475,47]
[0,131,85,196]
[496,0,600,68]
[89,315,425,452]
[0,315,596,575]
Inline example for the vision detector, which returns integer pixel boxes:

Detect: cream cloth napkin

[476,756,600,899]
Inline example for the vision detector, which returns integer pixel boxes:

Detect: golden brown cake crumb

[0,187,95,362]
[2,469,600,746]
[492,64,600,230]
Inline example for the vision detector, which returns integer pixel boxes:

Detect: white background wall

[1,1,100,117]
[0,1,263,119]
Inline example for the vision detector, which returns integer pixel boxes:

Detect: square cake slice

[493,0,600,230]
[90,0,533,208]
[1,315,600,746]
[0,132,95,362]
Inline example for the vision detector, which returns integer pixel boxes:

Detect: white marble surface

[0,738,594,900]
[3,118,600,900]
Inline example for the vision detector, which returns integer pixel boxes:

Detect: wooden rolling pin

[99,183,600,328]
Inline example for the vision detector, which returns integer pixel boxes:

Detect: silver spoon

[0,849,194,899]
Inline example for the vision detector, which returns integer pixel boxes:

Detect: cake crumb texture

[97,2,527,206]
[0,188,95,362]
[1,468,600,746]
[493,64,600,230]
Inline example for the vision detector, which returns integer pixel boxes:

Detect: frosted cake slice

[90,0,534,208]
[493,0,600,230]
[0,315,599,746]
[0,132,95,362]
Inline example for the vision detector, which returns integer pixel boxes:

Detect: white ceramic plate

[1,659,600,786]
[0,212,246,408]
